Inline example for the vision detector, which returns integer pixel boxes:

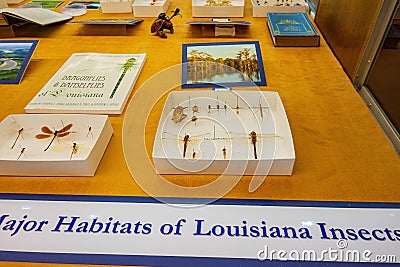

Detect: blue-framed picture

[0,40,38,84]
[182,41,267,88]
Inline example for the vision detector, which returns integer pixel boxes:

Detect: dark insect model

[151,8,181,38]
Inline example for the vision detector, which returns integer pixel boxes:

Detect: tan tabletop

[0,0,399,266]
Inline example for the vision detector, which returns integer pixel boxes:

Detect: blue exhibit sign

[0,194,399,266]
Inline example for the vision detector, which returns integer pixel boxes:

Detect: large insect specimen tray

[0,114,113,176]
[192,0,244,17]
[152,90,295,175]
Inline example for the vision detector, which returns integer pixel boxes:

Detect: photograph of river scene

[182,41,266,88]
[0,40,38,84]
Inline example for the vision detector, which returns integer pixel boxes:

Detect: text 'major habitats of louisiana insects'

[0,114,108,161]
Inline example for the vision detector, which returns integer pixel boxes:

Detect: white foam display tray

[152,90,295,175]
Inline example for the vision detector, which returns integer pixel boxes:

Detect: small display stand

[70,19,143,35]
[132,0,170,17]
[252,0,307,17]
[192,0,244,18]
[186,19,250,37]
[152,90,295,176]
[100,0,133,13]
[0,114,113,176]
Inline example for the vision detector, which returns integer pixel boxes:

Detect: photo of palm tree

[182,41,266,88]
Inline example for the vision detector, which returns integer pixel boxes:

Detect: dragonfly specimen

[161,132,211,158]
[249,131,258,159]
[109,57,136,99]
[231,95,243,115]
[162,126,279,160]
[49,140,90,160]
[188,97,200,124]
[35,123,74,151]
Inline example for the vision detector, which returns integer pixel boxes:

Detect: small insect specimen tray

[132,0,170,17]
[152,90,295,175]
[0,114,113,176]
[251,0,307,17]
[192,0,244,17]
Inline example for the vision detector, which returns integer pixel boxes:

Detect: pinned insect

[151,8,182,38]
[207,96,228,115]
[5,117,33,149]
[222,146,227,159]
[189,96,199,125]
[249,96,270,119]
[172,105,187,123]
[109,57,136,99]
[232,95,243,115]
[162,132,211,158]
[69,142,79,160]
[86,126,93,138]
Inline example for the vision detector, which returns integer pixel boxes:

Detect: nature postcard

[0,40,38,84]
[182,41,266,88]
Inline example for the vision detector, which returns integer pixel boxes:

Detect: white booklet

[25,53,146,114]
[0,8,72,26]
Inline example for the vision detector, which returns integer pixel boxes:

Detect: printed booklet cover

[25,52,146,114]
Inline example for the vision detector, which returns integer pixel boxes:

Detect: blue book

[266,12,320,47]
